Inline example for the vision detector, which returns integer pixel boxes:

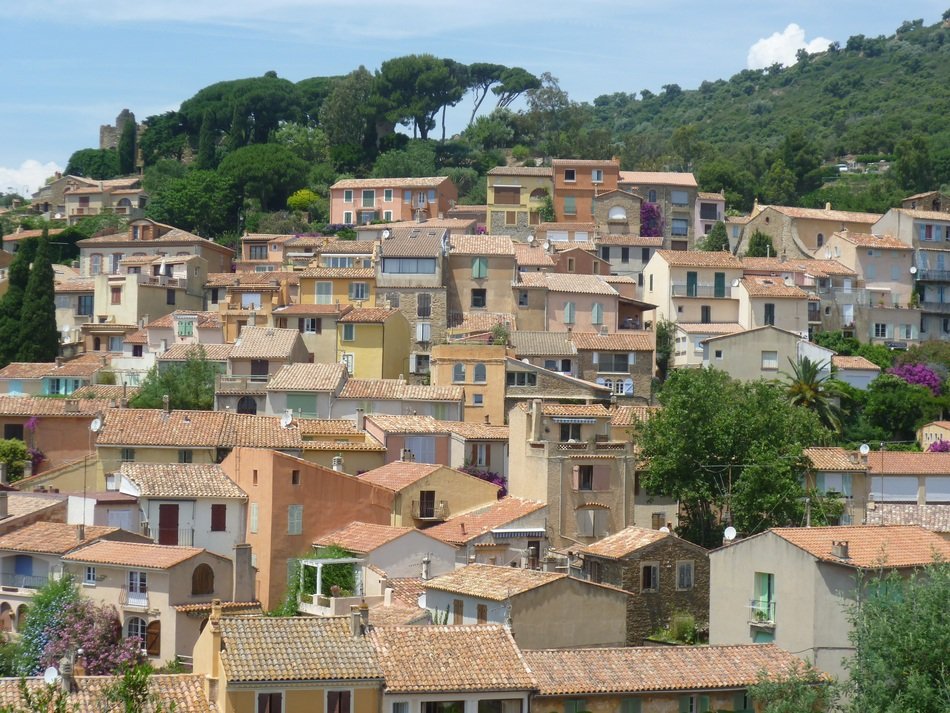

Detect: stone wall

[576,349,653,404]
[489,209,534,242]
[384,287,447,382]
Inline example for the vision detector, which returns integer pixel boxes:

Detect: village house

[740,203,882,260]
[54,275,95,346]
[513,272,620,333]
[551,158,621,223]
[701,325,835,382]
[442,419,510,478]
[901,190,950,213]
[332,378,463,422]
[336,308,411,380]
[430,343,512,426]
[570,331,655,403]
[597,235,664,283]
[271,303,354,363]
[514,242,557,272]
[213,273,297,343]
[831,355,881,390]
[0,353,106,397]
[0,674,212,712]
[329,176,457,224]
[486,165,553,240]
[445,234,516,321]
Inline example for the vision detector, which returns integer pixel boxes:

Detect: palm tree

[781,356,844,432]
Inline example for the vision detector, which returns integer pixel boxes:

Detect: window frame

[641,562,659,592]
[287,504,303,535]
[676,560,694,591]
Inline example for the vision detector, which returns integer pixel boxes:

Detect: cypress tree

[0,237,38,367]
[196,110,217,169]
[17,237,59,363]
[117,120,136,175]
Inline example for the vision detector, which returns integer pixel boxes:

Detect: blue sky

[1,0,946,194]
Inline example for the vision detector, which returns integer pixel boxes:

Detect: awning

[552,417,597,424]
[490,528,546,539]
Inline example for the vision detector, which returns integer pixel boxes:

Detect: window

[77,294,93,315]
[191,564,214,595]
[360,189,375,208]
[621,700,642,713]
[249,503,259,534]
[678,695,711,713]
[341,353,354,374]
[576,465,594,491]
[427,189,436,203]
[472,393,483,406]
[564,301,575,324]
[815,473,853,497]
[472,256,488,279]
[564,701,587,713]
[471,289,487,308]
[874,322,887,338]
[518,290,528,307]
[126,616,147,641]
[287,505,303,535]
[120,448,135,462]
[563,196,576,215]
[671,218,689,236]
[349,282,368,300]
[761,351,778,370]
[647,189,656,203]
[563,168,576,182]
[453,363,466,382]
[211,504,227,532]
[383,292,400,309]
[291,469,300,486]
[342,323,355,341]
[257,692,283,713]
[601,246,611,261]
[591,168,603,183]
[505,210,518,225]
[416,322,431,342]
[392,704,409,713]
[417,293,432,317]
[315,282,332,304]
[700,305,711,324]
[473,363,487,383]
[110,286,122,305]
[621,247,630,263]
[676,561,694,590]
[128,570,147,596]
[178,449,193,464]
[302,318,321,334]
[327,691,351,713]
[671,189,689,206]
[90,254,103,275]
[506,372,537,386]
[342,189,354,203]
[567,257,576,272]
[591,302,604,325]
[753,571,775,622]
[715,349,723,360]
[641,562,659,592]
[601,353,631,372]
[248,244,268,260]
[453,599,464,624]
[764,303,775,326]
[476,603,488,624]
[177,320,194,337]
[342,211,353,224]
[84,566,96,585]
[560,423,581,441]
[381,257,436,273]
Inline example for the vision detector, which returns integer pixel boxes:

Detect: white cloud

[0,160,63,196]
[747,23,831,69]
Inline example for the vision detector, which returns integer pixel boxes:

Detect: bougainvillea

[458,465,507,498]
[640,203,665,238]
[888,362,943,396]
[928,439,950,453]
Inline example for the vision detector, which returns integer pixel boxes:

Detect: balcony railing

[411,499,448,521]
[141,524,194,547]
[0,572,48,590]
[916,269,950,282]
[555,441,629,453]
[670,284,735,299]
[920,301,950,314]
[216,375,269,393]
[749,599,776,625]
[120,587,149,608]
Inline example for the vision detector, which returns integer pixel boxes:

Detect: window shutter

[592,465,610,490]
[146,620,161,657]
[572,465,581,489]
[211,504,227,531]
[679,696,691,713]
[698,695,710,712]
[484,444,491,466]
[297,318,305,333]
[733,692,748,712]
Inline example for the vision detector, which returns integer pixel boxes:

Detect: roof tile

[425,498,547,545]
[63,540,207,569]
[119,463,246,499]
[313,521,416,553]
[231,327,302,360]
[770,525,950,568]
[425,563,564,600]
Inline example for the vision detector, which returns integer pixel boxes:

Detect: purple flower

[888,362,943,396]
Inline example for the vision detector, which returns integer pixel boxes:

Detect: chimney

[0,463,6,485]
[0,492,7,519]
[331,455,344,472]
[359,600,370,630]
[825,202,832,211]
[400,448,414,462]
[384,587,393,606]
[76,524,85,542]
[162,394,170,414]
[232,544,254,602]
[55,356,63,368]
[355,408,365,431]
[541,554,558,572]
[530,399,543,442]
[831,540,850,560]
[484,414,490,425]
[100,355,108,367]
[350,606,363,638]
[421,555,431,581]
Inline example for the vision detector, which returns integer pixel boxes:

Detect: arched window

[117,197,132,208]
[15,605,27,632]
[453,363,466,382]
[607,206,627,221]
[145,620,161,657]
[591,303,604,325]
[530,188,548,200]
[816,233,824,248]
[473,363,487,383]
[127,616,147,641]
[237,395,257,415]
[191,563,215,595]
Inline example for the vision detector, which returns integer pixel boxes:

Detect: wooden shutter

[572,465,581,490]
[493,186,521,205]
[592,465,610,490]
[145,620,161,657]
[211,504,226,531]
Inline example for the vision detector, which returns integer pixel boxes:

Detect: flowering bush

[640,203,665,238]
[888,362,943,396]
[928,439,950,453]
[27,448,44,472]
[459,465,507,498]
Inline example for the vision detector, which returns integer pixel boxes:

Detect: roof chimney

[825,202,832,211]
[233,544,254,602]
[400,448,414,462]
[162,394,170,414]
[350,605,364,638]
[0,463,6,486]
[421,555,431,581]
[355,408,365,431]
[331,455,344,472]
[0,492,8,519]
[55,356,63,368]
[831,540,850,560]
[484,414,490,425]
[530,399,543,442]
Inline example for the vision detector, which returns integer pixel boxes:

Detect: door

[158,504,179,545]
[250,359,269,381]
[686,271,698,297]
[714,272,725,298]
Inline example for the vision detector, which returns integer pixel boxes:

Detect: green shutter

[714,272,725,298]
[286,393,317,417]
[698,695,710,712]
[686,271,698,296]
[733,691,750,712]
[621,699,642,713]
[679,696,692,713]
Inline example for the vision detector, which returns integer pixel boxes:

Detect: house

[709,525,950,679]
[0,521,150,633]
[740,203,881,260]
[336,308,411,380]
[192,611,384,713]
[357,218,476,241]
[54,275,95,345]
[356,458,500,528]
[525,644,805,713]
[0,674,212,713]
[0,354,106,397]
[901,190,950,213]
[430,343,512,425]
[0,491,71,537]
[62,178,148,225]
[29,174,131,220]
[571,331,655,403]
[735,275,811,335]
[237,233,296,270]
[918,420,950,449]
[486,165,553,239]
[61,539,247,662]
[361,414,451,466]
[424,497,548,568]
[423,563,629,649]
[507,401,675,547]
[873,207,950,339]
[218,447,393,609]
[618,171,699,250]
[332,378,463,422]
[445,234,516,321]
[551,158,621,223]
[271,303,354,363]
[214,274,297,343]
[596,235,664,283]
[802,447,867,526]
[298,266,377,310]
[295,418,388,474]
[701,326,834,382]
[642,250,744,329]
[514,243,556,272]
[695,191,727,238]
[329,176,457,224]
[552,244,611,277]
[577,526,710,645]
[673,323,743,368]
[513,272,620,333]
[313,520,456,580]
[115,462,247,554]
[509,331,577,375]
[831,355,881,389]
[369,625,534,713]
[442,419,510,478]
[535,221,597,244]
[241,362,349,418]
[503,357,612,412]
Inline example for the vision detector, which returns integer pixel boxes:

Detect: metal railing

[916,269,950,282]
[0,572,48,590]
[216,375,269,392]
[141,525,194,547]
[670,284,734,298]
[920,301,950,314]
[120,587,149,608]
[411,499,448,520]
[749,599,776,625]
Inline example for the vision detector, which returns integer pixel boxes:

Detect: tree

[375,55,468,140]
[195,110,218,170]
[698,221,729,251]
[491,67,540,108]
[16,237,58,362]
[640,203,664,238]
[845,562,950,712]
[218,143,308,211]
[744,230,775,257]
[893,135,933,193]
[64,148,120,180]
[863,374,940,440]
[130,346,217,410]
[748,660,836,713]
[762,158,797,205]
[117,121,136,175]
[465,62,507,127]
[888,362,943,395]
[0,440,29,482]
[319,66,377,165]
[273,122,330,164]
[104,662,175,713]
[146,170,240,237]
[138,112,187,166]
[654,319,675,382]
[781,357,845,432]
[286,188,320,214]
[371,141,437,178]
[0,237,38,367]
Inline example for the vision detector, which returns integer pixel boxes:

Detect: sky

[1,0,947,194]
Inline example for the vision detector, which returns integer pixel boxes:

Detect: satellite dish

[724,526,737,541]
[784,277,794,287]
[731,278,740,288]
[859,443,871,456]
[528,235,536,245]
[43,667,60,685]
[659,526,670,533]
[909,266,918,274]
[381,229,391,239]
[280,412,293,429]
[543,241,551,251]
[521,358,530,363]
[90,418,102,433]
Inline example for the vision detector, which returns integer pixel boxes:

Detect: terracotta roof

[97,409,304,449]
[370,625,534,693]
[0,353,105,380]
[541,403,610,417]
[54,278,95,293]
[525,644,804,695]
[364,414,449,434]
[146,310,222,330]
[582,527,672,559]
[272,303,353,316]
[570,331,654,351]
[656,250,742,268]
[0,362,52,379]
[551,241,597,253]
[218,616,382,682]
[441,421,509,441]
[596,234,664,246]
[510,331,575,357]
[158,343,233,361]
[865,451,950,475]
[770,525,950,568]
[205,271,299,287]
[297,419,364,437]
[379,228,446,257]
[338,308,399,323]
[266,363,348,392]
[832,231,911,250]
[611,405,660,427]
[425,498,547,545]
[332,176,450,189]
[866,503,950,531]
[2,228,66,241]
[385,577,427,607]
[0,522,122,555]
[895,207,950,221]
[764,205,881,223]
[119,462,246,499]
[516,272,618,296]
[313,521,416,553]
[619,171,698,188]
[488,166,553,176]
[0,675,212,713]
[697,191,725,201]
[426,563,565,600]
[63,540,206,569]
[741,257,856,277]
[358,461,442,491]
[537,222,597,233]
[676,322,743,335]
[804,447,865,471]
[513,244,556,267]
[338,379,463,402]
[300,266,375,279]
[740,276,809,298]
[448,234,515,256]
[0,396,112,416]
[231,327,302,360]
[70,384,140,400]
[832,355,881,371]
[305,238,376,254]
[368,601,430,626]
[174,601,263,615]
[124,329,148,345]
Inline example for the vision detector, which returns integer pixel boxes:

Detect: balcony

[120,587,149,608]
[0,572,48,591]
[671,284,735,299]
[106,273,185,289]
[141,524,194,547]
[916,269,950,282]
[556,440,629,453]
[749,599,776,626]
[216,375,269,393]
[411,499,448,521]
[920,301,950,315]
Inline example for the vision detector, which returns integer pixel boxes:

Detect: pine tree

[117,120,137,175]
[699,220,730,251]
[0,237,38,367]
[196,110,217,169]
[16,237,59,363]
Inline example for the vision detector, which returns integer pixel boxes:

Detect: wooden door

[158,504,179,545]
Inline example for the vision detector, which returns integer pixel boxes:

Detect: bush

[0,439,29,482]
